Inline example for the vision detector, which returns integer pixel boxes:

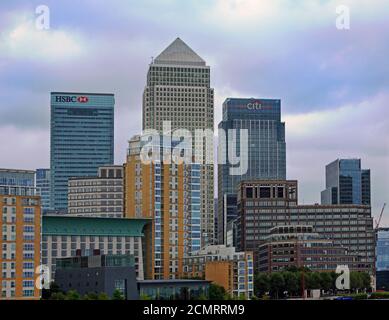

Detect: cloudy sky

[1,0,388,224]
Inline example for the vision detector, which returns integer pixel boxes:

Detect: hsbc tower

[50,92,114,212]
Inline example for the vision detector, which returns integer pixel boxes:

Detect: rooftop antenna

[150,56,154,65]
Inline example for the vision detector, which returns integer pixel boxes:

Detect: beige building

[124,135,201,280]
[67,165,124,217]
[142,38,215,246]
[183,245,254,299]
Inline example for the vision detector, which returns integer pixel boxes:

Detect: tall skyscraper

[0,169,41,299]
[142,38,214,246]
[217,98,286,244]
[50,92,114,212]
[124,135,201,279]
[321,159,371,205]
[36,168,51,213]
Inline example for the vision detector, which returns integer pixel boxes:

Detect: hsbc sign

[55,96,89,103]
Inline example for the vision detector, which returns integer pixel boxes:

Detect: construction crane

[375,203,386,230]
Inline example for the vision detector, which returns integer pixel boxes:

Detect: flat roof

[51,92,114,96]
[0,168,35,174]
[138,280,211,284]
[42,216,151,237]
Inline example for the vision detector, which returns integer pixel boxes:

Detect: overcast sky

[0,0,388,225]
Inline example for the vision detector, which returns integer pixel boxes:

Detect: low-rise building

[55,252,138,299]
[138,279,210,300]
[42,216,151,281]
[258,225,363,273]
[183,245,254,299]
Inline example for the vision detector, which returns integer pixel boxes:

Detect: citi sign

[55,96,89,103]
[247,101,263,110]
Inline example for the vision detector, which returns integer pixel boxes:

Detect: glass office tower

[377,228,389,271]
[36,168,51,213]
[377,228,389,290]
[321,159,371,205]
[50,92,114,212]
[217,98,286,244]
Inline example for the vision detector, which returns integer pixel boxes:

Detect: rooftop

[42,216,151,237]
[154,37,206,66]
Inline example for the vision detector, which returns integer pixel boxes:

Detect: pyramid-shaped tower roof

[154,37,206,66]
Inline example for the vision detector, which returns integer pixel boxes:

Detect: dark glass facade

[50,92,114,212]
[321,159,371,205]
[377,228,389,271]
[217,98,286,244]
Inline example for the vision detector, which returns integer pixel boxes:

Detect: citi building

[217,98,286,244]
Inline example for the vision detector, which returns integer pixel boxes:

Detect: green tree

[360,272,371,291]
[112,289,125,300]
[305,272,321,290]
[350,272,362,292]
[50,292,66,300]
[209,283,226,300]
[98,292,110,300]
[65,290,81,300]
[270,273,285,299]
[319,272,333,293]
[254,273,270,297]
[283,271,299,296]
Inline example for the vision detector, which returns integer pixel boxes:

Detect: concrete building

[55,253,138,300]
[142,38,215,246]
[0,170,41,299]
[50,92,114,212]
[183,245,254,299]
[41,216,150,281]
[36,169,51,213]
[68,165,123,218]
[258,225,364,273]
[321,159,371,205]
[124,135,201,280]
[236,180,375,274]
[217,98,286,244]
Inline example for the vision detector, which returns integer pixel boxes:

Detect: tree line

[254,267,371,299]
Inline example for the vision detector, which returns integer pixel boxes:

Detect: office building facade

[68,165,123,217]
[377,228,389,271]
[36,169,51,213]
[183,245,254,299]
[236,180,375,274]
[142,38,215,246]
[376,228,389,290]
[217,98,286,244]
[124,135,201,280]
[321,159,371,205]
[50,92,114,212]
[41,216,150,281]
[258,225,365,273]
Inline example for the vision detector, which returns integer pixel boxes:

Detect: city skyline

[0,0,388,225]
